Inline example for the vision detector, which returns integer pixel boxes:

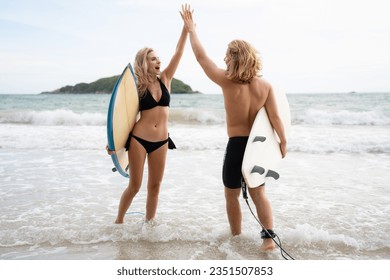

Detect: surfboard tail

[250,165,280,183]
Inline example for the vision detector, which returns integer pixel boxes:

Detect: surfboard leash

[241,180,295,260]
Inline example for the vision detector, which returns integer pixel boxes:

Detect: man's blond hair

[225,40,262,83]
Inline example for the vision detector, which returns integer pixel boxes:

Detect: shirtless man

[180,4,287,251]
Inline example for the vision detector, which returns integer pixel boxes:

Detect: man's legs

[248,186,276,251]
[225,187,242,236]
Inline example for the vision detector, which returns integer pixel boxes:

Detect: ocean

[0,92,389,260]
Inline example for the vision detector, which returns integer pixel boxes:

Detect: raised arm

[161,24,188,87]
[180,4,226,86]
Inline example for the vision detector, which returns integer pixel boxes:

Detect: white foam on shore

[1,106,389,126]
[1,121,389,154]
[1,147,389,259]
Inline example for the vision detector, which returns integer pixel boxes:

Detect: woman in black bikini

[113,25,188,224]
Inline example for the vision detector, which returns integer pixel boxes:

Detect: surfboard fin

[253,136,266,143]
[251,166,280,180]
[266,169,280,180]
[251,165,265,175]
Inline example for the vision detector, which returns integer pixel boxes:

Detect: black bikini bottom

[125,134,176,154]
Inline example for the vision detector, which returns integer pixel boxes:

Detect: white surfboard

[241,86,291,188]
[107,63,139,178]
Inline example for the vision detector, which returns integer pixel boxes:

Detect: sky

[0,0,389,94]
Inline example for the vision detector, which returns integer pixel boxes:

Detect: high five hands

[180,4,195,33]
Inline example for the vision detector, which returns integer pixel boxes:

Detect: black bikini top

[139,79,170,111]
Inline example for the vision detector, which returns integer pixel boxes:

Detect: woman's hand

[106,145,114,155]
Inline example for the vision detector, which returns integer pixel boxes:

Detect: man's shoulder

[250,77,272,92]
[253,76,270,85]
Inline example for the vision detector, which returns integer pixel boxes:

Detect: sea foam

[296,109,390,126]
[0,109,106,126]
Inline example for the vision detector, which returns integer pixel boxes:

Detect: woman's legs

[115,138,147,224]
[145,143,168,221]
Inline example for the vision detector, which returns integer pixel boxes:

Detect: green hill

[44,76,197,94]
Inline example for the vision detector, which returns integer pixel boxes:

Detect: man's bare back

[221,77,272,137]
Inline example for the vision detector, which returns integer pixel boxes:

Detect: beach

[0,92,389,260]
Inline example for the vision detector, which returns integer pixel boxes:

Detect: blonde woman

[181,5,286,251]
[114,25,188,224]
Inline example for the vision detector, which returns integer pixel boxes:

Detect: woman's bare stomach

[132,118,169,141]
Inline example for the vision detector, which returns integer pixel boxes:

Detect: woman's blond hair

[225,40,262,83]
[134,47,156,97]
